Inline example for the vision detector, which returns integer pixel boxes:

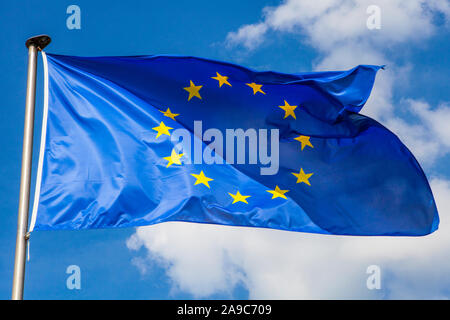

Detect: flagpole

[12,35,51,300]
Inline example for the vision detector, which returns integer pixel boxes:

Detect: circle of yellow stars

[152,72,315,205]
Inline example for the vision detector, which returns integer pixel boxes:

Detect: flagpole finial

[25,35,51,50]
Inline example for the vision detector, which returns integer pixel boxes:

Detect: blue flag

[30,53,439,236]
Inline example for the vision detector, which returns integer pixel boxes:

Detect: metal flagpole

[12,35,51,300]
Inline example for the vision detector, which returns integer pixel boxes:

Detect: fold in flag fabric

[30,53,439,236]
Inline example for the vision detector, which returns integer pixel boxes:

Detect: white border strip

[29,51,49,232]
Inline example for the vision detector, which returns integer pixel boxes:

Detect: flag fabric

[30,53,439,236]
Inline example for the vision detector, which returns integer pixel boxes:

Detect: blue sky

[1,0,450,299]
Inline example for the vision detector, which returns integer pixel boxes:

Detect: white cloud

[127,0,450,298]
[410,100,450,149]
[226,23,268,50]
[226,0,447,52]
[386,100,450,165]
[126,223,245,297]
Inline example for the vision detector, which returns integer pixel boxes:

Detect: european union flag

[30,53,439,236]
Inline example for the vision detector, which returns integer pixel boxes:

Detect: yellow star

[278,100,298,119]
[292,168,313,186]
[184,80,202,101]
[294,135,314,150]
[160,107,179,121]
[211,72,231,87]
[152,121,173,139]
[246,82,265,95]
[190,170,213,188]
[266,186,289,199]
[228,190,251,204]
[163,149,184,167]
